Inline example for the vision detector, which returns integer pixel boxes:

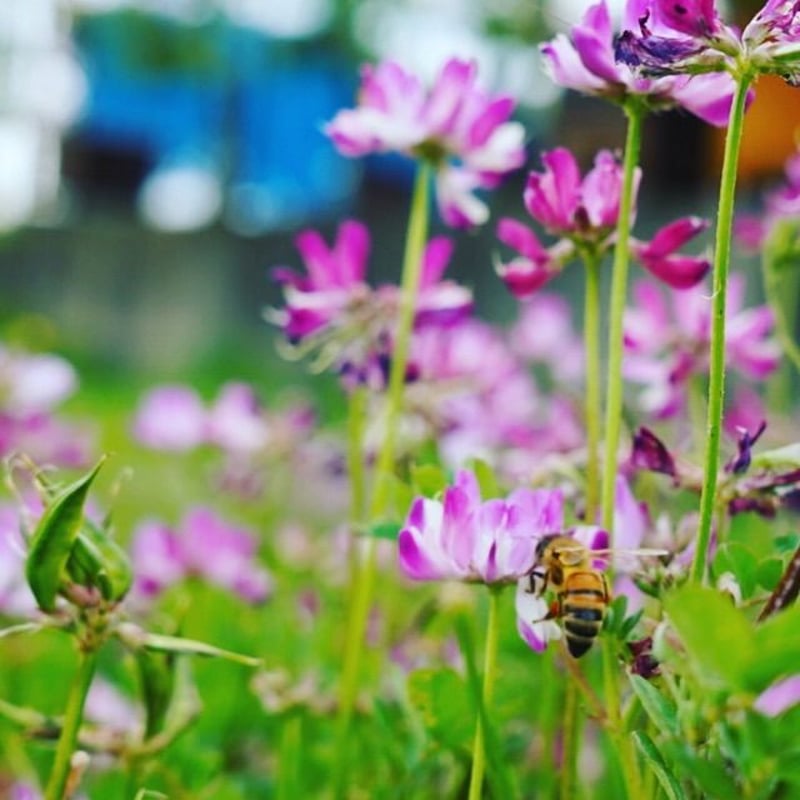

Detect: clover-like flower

[497,147,710,297]
[542,0,740,125]
[131,507,273,604]
[623,276,779,417]
[325,58,525,228]
[398,469,564,585]
[616,0,800,86]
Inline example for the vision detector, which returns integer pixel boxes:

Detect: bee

[527,535,667,658]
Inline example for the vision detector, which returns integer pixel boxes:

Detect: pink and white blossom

[542,0,740,125]
[398,469,564,584]
[325,58,525,228]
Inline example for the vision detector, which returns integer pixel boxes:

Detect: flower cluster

[0,346,92,467]
[496,146,711,297]
[542,0,739,123]
[623,276,780,417]
[326,58,525,227]
[616,0,800,86]
[270,220,472,385]
[130,506,272,604]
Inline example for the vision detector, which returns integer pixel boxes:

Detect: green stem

[468,586,501,800]
[560,679,580,800]
[691,75,753,585]
[601,105,645,536]
[45,648,98,800]
[602,639,641,800]
[333,162,431,796]
[345,387,369,584]
[583,254,602,522]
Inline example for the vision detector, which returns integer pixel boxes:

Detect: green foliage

[25,458,106,611]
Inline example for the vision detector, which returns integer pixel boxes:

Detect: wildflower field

[2,0,800,798]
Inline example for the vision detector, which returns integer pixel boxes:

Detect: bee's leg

[528,568,548,595]
[601,574,611,603]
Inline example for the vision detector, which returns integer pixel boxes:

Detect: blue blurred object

[72,10,359,232]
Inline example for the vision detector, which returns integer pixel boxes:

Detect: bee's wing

[589,548,670,558]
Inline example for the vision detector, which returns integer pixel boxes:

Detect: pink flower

[630,216,711,289]
[132,385,207,451]
[498,147,708,297]
[617,0,800,87]
[131,508,272,604]
[623,276,780,417]
[398,469,564,584]
[509,293,584,383]
[325,58,525,228]
[754,674,800,716]
[0,504,37,617]
[206,383,271,454]
[272,220,371,342]
[272,221,471,384]
[542,0,739,126]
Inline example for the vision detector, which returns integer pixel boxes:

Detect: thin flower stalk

[583,253,603,522]
[467,585,502,800]
[601,103,646,536]
[692,75,754,584]
[334,163,431,794]
[45,648,98,800]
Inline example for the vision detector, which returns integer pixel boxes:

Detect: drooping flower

[325,58,525,227]
[541,0,740,125]
[497,147,709,298]
[398,469,564,584]
[130,507,273,604]
[623,276,780,417]
[616,0,800,87]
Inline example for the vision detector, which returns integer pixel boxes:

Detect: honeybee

[527,535,667,658]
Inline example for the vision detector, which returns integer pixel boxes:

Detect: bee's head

[535,534,558,562]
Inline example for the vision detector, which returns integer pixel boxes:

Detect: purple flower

[325,58,525,228]
[541,0,739,125]
[617,0,800,86]
[206,382,271,454]
[754,674,800,716]
[132,385,207,451]
[630,216,711,289]
[623,276,780,417]
[498,147,709,297]
[131,508,272,604]
[398,469,564,584]
[271,220,371,343]
[0,503,37,617]
[272,221,472,384]
[509,293,584,383]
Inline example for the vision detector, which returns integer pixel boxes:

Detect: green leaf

[409,463,448,498]
[365,519,402,541]
[662,741,740,800]
[406,668,473,754]
[136,649,176,738]
[632,730,687,800]
[713,542,757,597]
[745,604,800,692]
[629,675,679,738]
[664,585,754,689]
[467,458,500,499]
[117,625,262,668]
[25,458,105,612]
[755,558,783,592]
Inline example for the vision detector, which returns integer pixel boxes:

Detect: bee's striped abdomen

[560,573,609,658]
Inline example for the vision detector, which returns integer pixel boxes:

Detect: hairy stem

[601,105,644,536]
[691,75,753,585]
[583,254,602,522]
